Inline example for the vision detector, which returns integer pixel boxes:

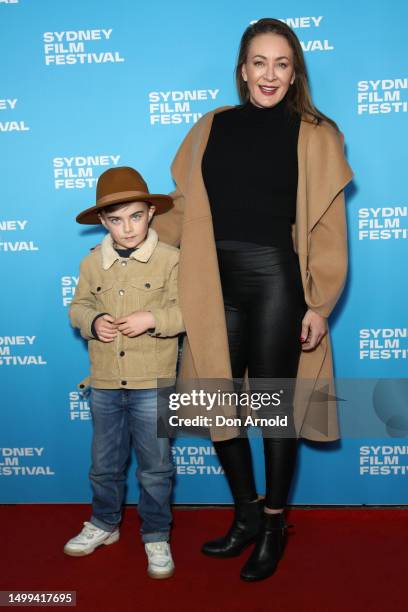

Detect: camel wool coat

[152,106,354,443]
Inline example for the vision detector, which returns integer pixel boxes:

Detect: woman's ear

[241,63,248,83]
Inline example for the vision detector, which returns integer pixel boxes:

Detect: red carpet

[1,505,406,612]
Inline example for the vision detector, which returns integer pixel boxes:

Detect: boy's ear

[148,204,156,222]
[98,212,108,229]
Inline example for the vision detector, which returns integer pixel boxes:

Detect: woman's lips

[259,85,278,96]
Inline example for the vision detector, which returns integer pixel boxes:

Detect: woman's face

[241,33,296,108]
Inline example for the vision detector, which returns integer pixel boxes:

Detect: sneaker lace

[147,542,171,565]
[82,521,99,540]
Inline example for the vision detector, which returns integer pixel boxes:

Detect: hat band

[97,190,151,207]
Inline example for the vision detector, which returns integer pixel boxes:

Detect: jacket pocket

[90,282,114,311]
[129,276,165,310]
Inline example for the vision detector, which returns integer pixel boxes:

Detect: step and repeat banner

[1,0,407,504]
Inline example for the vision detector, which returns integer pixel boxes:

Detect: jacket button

[119,289,125,296]
[121,380,127,385]
[145,282,151,288]
[119,351,125,357]
[121,261,127,266]
[96,287,101,292]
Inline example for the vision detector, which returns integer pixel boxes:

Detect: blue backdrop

[1,0,407,504]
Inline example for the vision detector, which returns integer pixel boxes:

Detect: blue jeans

[88,387,175,543]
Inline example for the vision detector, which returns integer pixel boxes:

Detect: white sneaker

[145,541,175,579]
[64,521,119,557]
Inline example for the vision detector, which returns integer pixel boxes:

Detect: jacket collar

[101,227,159,270]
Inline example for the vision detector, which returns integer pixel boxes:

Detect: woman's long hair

[235,18,339,131]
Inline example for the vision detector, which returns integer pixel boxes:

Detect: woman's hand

[300,309,327,351]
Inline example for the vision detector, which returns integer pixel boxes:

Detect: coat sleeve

[69,259,106,340]
[151,185,185,247]
[306,189,348,318]
[150,111,217,246]
[147,259,185,337]
[305,123,353,319]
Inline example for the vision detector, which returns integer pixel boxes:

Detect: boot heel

[240,512,292,581]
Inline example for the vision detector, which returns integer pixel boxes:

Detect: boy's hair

[99,201,152,216]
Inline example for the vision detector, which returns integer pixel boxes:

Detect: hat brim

[76,192,174,225]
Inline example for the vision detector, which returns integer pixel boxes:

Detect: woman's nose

[264,63,276,81]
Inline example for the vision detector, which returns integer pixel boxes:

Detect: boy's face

[99,201,155,250]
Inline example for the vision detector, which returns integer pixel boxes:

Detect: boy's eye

[132,213,142,220]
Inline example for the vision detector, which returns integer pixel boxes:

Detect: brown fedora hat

[76,166,174,224]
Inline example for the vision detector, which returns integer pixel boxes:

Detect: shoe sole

[147,567,175,580]
[63,531,120,557]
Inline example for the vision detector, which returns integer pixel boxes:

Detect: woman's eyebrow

[251,54,290,61]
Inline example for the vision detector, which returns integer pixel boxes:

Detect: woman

[152,18,353,581]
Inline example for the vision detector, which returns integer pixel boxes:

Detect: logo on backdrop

[171,445,223,475]
[358,206,408,240]
[149,89,220,125]
[0,447,55,477]
[61,275,78,307]
[53,155,121,189]
[0,98,30,133]
[0,1,19,5]
[251,16,334,52]
[357,79,408,114]
[69,391,91,421]
[0,336,47,366]
[359,329,408,360]
[43,29,125,66]
[360,446,408,475]
[0,220,39,252]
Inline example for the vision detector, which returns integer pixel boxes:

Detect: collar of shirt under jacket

[101,227,159,270]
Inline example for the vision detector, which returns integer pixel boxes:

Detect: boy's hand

[300,309,327,351]
[94,314,118,342]
[116,311,156,337]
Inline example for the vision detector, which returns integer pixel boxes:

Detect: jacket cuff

[147,307,185,338]
[91,313,109,340]
[81,310,107,340]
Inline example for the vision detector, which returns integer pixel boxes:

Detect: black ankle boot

[201,499,264,558]
[240,511,290,581]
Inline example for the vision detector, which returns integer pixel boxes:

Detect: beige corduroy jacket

[70,227,185,389]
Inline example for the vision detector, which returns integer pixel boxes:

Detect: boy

[64,166,184,579]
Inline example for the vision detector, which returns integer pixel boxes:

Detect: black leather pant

[214,242,307,509]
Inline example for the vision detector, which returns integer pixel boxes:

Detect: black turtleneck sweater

[201,95,301,248]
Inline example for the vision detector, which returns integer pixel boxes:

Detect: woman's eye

[278,63,288,69]
[254,61,264,67]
